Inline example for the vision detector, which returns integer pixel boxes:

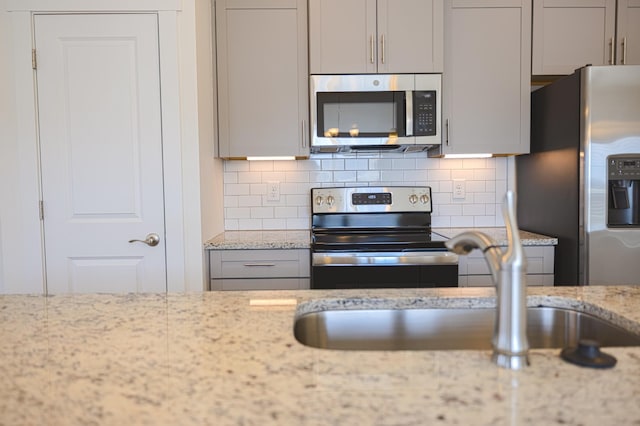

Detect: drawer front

[209,249,310,279]
[458,246,554,275]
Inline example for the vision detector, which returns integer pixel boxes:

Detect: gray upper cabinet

[615,0,640,65]
[532,0,640,75]
[309,0,444,74]
[431,0,531,156]
[215,0,309,158]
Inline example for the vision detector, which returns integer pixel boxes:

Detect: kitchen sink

[294,306,640,351]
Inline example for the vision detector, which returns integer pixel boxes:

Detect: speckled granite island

[2,286,639,425]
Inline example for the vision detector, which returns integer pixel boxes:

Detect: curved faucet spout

[445,190,530,370]
[445,232,501,284]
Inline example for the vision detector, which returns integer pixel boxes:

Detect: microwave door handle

[405,91,413,136]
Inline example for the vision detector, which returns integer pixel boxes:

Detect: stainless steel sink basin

[294,306,640,350]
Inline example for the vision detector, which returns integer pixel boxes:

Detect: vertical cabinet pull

[369,35,375,64]
[301,120,307,148]
[622,37,627,65]
[380,34,386,64]
[445,119,450,146]
[609,38,614,65]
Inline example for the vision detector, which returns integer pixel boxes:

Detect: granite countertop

[204,228,557,250]
[2,286,639,425]
[204,229,310,249]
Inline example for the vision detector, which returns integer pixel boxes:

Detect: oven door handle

[312,251,458,266]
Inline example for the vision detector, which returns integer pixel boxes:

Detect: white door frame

[4,0,206,293]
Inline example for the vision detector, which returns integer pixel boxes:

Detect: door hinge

[32,49,37,70]
[39,200,44,220]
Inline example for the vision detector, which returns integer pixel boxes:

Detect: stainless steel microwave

[310,74,442,153]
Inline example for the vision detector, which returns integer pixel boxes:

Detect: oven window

[316,91,406,138]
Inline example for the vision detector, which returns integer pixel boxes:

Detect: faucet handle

[502,190,525,266]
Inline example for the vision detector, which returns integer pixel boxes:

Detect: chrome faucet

[446,191,530,369]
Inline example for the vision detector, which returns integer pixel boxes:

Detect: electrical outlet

[267,181,280,202]
[453,179,466,199]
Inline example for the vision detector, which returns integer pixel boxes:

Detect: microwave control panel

[413,91,437,136]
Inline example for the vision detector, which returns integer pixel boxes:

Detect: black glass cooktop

[312,230,449,252]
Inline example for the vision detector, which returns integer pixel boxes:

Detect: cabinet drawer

[209,249,310,279]
[458,246,554,275]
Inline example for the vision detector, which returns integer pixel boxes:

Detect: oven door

[311,251,459,289]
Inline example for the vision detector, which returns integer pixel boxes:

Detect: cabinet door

[35,14,167,293]
[441,0,531,155]
[309,0,377,74]
[532,0,616,75]
[616,0,640,65]
[377,0,444,73]
[216,0,309,158]
[309,0,443,74]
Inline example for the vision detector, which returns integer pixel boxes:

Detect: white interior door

[35,14,167,294]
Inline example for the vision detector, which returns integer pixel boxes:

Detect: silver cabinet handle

[622,37,627,65]
[380,34,385,64]
[445,119,450,146]
[370,35,375,64]
[609,37,614,65]
[243,263,276,267]
[301,120,307,148]
[128,233,160,247]
[405,90,413,136]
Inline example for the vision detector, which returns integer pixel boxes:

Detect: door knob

[128,233,160,247]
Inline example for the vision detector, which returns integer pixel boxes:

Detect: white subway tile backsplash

[237,171,262,184]
[451,216,475,227]
[473,168,496,180]
[226,207,251,219]
[321,159,345,170]
[474,216,497,227]
[222,154,509,230]
[345,158,369,170]
[427,169,451,181]
[356,170,380,182]
[463,204,487,216]
[379,170,405,182]
[237,219,263,229]
[309,171,333,183]
[262,218,287,229]
[237,195,262,207]
[333,170,357,183]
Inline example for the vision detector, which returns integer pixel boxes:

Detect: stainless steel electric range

[310,186,458,289]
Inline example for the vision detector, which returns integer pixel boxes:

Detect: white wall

[195,0,224,249]
[0,2,8,292]
[222,154,510,231]
[0,3,47,294]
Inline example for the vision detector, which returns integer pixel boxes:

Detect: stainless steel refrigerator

[516,65,640,286]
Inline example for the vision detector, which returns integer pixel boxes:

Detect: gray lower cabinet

[209,249,310,290]
[458,246,555,287]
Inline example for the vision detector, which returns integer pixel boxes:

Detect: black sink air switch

[560,339,617,369]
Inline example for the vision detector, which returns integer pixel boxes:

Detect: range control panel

[609,155,640,178]
[311,186,432,214]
